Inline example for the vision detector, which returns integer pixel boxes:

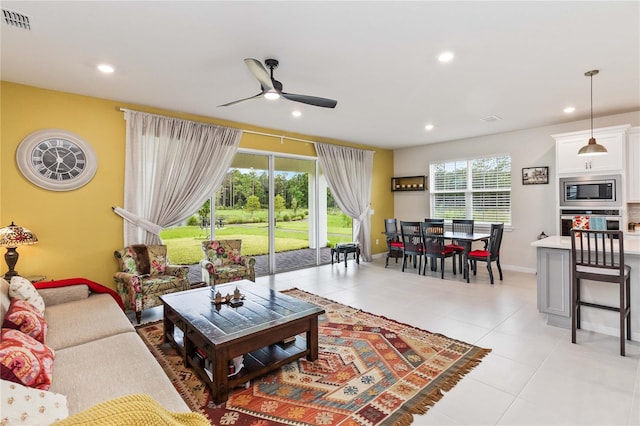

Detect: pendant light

[578,69,607,156]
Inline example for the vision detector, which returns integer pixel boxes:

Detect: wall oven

[560,209,622,238]
[559,174,621,208]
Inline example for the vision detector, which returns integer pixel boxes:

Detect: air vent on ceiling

[2,9,31,30]
[480,115,503,123]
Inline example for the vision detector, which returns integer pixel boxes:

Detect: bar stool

[570,229,631,356]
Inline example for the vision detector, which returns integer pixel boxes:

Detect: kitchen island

[531,235,640,342]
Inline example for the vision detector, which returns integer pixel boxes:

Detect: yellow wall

[1,82,394,288]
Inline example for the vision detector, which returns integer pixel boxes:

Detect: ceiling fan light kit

[577,69,608,156]
[219,58,337,109]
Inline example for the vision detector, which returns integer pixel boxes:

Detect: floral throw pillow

[0,328,55,390]
[3,299,48,343]
[114,247,138,274]
[1,379,68,425]
[146,245,167,276]
[9,276,45,315]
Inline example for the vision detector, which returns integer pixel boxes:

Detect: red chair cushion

[468,250,489,258]
[445,244,465,252]
[429,247,454,255]
[390,242,404,248]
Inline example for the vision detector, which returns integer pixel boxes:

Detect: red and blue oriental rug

[136,288,490,425]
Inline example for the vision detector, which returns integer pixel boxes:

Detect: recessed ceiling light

[563,106,575,113]
[424,124,435,131]
[292,110,302,117]
[97,64,114,73]
[438,51,455,63]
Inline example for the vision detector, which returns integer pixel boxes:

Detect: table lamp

[0,221,38,280]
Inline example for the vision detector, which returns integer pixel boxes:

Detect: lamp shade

[577,137,608,156]
[0,222,38,247]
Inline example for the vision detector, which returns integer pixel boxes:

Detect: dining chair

[446,219,475,273]
[424,218,445,228]
[384,218,403,268]
[399,221,424,273]
[467,223,504,284]
[570,229,631,356]
[421,221,455,279]
[424,219,446,270]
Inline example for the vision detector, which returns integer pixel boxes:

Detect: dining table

[443,231,491,282]
[384,229,491,282]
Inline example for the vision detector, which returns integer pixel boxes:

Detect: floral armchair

[200,239,255,286]
[113,244,189,324]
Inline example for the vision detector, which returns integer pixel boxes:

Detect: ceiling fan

[218,58,337,109]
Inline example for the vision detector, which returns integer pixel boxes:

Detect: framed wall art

[522,166,549,185]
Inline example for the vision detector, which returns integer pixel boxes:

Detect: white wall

[393,110,640,273]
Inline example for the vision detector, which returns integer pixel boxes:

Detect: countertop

[531,235,640,255]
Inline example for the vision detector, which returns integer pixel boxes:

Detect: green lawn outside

[161,209,352,264]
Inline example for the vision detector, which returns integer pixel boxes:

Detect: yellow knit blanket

[53,394,210,426]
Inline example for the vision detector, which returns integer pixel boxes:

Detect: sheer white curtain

[316,143,374,261]
[115,110,241,245]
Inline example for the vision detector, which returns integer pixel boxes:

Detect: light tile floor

[133,256,640,425]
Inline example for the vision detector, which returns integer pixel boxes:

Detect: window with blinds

[430,155,511,224]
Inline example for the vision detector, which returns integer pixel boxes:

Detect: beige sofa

[0,277,189,419]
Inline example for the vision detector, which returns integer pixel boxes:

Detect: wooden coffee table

[160,281,324,404]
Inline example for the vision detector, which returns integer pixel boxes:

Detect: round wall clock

[16,129,98,191]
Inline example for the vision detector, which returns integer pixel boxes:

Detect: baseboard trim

[501,265,536,274]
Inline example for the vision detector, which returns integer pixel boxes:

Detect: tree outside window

[430,155,511,224]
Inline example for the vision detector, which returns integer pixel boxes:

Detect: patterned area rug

[136,289,490,425]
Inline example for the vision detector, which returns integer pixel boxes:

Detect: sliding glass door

[272,156,323,273]
[214,151,326,274]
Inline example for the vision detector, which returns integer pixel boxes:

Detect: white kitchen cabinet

[554,125,629,175]
[627,127,640,202]
[536,247,571,328]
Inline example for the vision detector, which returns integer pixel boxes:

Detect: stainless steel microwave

[559,174,621,207]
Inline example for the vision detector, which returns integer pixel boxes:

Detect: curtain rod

[242,129,376,153]
[118,107,375,153]
[242,129,316,146]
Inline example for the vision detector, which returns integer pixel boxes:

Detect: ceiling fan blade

[281,92,337,108]
[218,93,263,107]
[244,58,273,91]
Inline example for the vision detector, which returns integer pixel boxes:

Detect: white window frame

[429,154,512,227]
